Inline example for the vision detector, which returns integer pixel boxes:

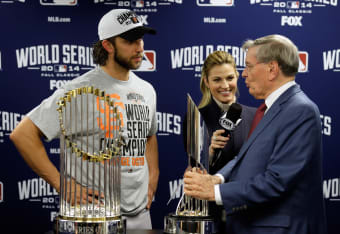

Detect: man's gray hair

[242,34,300,77]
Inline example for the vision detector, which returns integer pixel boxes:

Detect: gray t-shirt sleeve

[148,85,157,137]
[27,88,66,141]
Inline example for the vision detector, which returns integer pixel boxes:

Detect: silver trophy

[164,94,216,234]
[54,87,126,234]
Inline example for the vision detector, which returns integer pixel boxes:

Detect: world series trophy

[54,87,126,234]
[164,94,216,234]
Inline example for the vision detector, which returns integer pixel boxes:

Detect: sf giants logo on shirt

[134,50,156,72]
[298,51,308,73]
[96,94,125,138]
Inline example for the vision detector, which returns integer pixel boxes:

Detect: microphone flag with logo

[212,103,242,166]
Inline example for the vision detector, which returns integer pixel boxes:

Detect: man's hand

[63,179,103,206]
[183,169,221,201]
[147,183,156,209]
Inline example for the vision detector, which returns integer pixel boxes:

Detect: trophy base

[54,215,126,234]
[164,213,217,234]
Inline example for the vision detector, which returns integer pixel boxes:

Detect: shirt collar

[212,96,236,112]
[265,80,296,112]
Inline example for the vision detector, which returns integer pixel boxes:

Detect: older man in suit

[184,34,327,234]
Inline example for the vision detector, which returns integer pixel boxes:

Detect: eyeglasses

[244,62,265,72]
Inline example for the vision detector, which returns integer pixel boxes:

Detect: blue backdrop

[0,1,339,233]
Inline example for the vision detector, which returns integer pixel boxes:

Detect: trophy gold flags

[164,94,216,234]
[54,87,126,234]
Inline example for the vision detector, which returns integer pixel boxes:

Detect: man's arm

[145,134,159,209]
[10,117,60,192]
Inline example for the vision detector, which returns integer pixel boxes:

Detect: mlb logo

[54,65,67,73]
[197,0,234,7]
[134,50,156,72]
[0,182,3,203]
[287,1,299,9]
[298,51,308,73]
[131,0,144,8]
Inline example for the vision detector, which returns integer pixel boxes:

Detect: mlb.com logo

[298,51,308,73]
[197,0,234,7]
[134,50,156,72]
[0,181,3,203]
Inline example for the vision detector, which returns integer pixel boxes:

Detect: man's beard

[113,46,142,70]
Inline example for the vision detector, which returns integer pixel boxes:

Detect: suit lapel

[231,84,302,170]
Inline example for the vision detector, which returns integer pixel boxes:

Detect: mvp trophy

[54,87,126,234]
[164,94,216,234]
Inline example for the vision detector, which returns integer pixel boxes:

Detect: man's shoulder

[63,68,99,90]
[130,72,155,90]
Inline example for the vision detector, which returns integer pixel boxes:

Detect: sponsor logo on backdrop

[156,112,181,136]
[40,0,77,6]
[171,46,309,77]
[281,15,303,26]
[324,177,340,201]
[298,51,308,72]
[169,178,183,200]
[18,178,59,209]
[15,44,96,90]
[0,181,3,203]
[320,114,331,136]
[250,0,337,26]
[0,111,24,144]
[171,44,247,77]
[197,0,234,7]
[133,50,156,72]
[203,17,227,23]
[0,0,25,4]
[323,49,340,72]
[47,16,71,23]
[94,0,182,12]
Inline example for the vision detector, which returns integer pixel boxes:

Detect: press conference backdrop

[0,1,338,233]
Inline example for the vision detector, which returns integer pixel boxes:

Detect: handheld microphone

[212,103,242,166]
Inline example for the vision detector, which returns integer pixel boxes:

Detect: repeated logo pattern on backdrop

[0,1,339,233]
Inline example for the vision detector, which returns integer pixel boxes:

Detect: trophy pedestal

[54,215,126,234]
[164,214,216,234]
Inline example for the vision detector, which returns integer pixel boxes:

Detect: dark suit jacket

[218,85,327,234]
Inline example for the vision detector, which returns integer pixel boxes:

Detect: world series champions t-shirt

[28,66,157,216]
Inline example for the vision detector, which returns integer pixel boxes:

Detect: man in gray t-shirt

[10,8,159,230]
